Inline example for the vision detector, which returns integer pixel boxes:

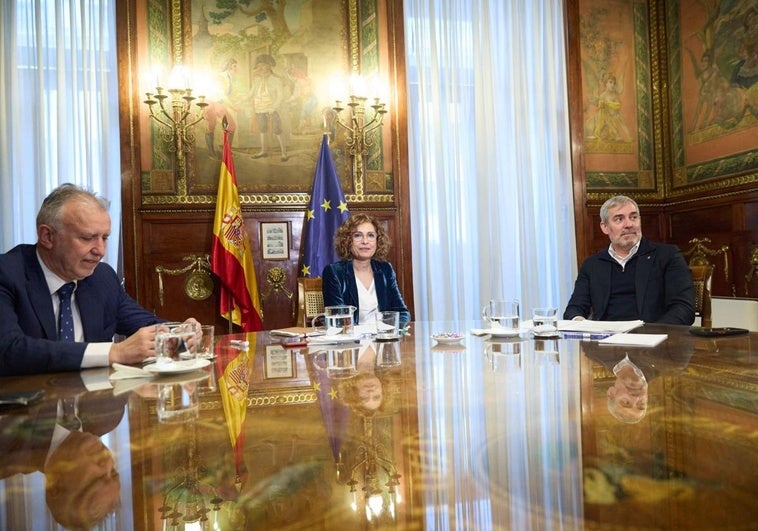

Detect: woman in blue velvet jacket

[322,214,411,325]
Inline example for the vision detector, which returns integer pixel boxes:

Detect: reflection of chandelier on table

[158,418,225,527]
[143,65,208,183]
[340,415,401,523]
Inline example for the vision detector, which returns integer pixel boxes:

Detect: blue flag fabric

[300,134,350,278]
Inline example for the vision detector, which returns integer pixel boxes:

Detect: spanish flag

[211,124,263,331]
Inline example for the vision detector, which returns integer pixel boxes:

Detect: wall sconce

[144,66,208,181]
[345,416,401,523]
[332,75,388,185]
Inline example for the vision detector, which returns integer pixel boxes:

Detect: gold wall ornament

[261,266,293,315]
[745,248,758,295]
[684,238,730,282]
[156,254,214,307]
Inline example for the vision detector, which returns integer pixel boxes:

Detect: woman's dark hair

[333,213,391,261]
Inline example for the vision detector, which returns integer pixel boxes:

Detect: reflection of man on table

[0,378,126,529]
[583,337,693,423]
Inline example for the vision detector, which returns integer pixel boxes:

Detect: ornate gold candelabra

[144,73,208,181]
[332,94,387,184]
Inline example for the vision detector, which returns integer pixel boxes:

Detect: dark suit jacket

[322,260,411,325]
[563,238,695,325]
[0,244,162,375]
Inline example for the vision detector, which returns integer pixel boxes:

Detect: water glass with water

[155,322,199,363]
[481,299,520,331]
[313,305,357,336]
[375,310,400,342]
[532,307,559,337]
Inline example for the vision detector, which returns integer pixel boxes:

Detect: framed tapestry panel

[579,0,662,197]
[666,0,758,195]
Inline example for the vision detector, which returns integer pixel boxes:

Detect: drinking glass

[197,324,215,359]
[155,322,199,363]
[532,307,559,337]
[375,310,400,342]
[313,305,356,336]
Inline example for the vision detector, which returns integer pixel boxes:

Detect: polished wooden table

[1,322,756,530]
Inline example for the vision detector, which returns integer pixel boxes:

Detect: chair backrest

[297,277,324,327]
[689,264,714,328]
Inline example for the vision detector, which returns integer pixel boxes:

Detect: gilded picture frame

[579,0,661,196]
[138,0,395,207]
[665,0,758,195]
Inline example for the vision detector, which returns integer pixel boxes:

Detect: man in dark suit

[0,183,198,375]
[564,195,695,325]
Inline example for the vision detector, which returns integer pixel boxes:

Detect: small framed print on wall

[260,221,290,260]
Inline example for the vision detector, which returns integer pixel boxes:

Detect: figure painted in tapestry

[250,54,289,162]
[684,1,758,134]
[588,70,632,142]
[203,58,240,158]
[579,6,634,150]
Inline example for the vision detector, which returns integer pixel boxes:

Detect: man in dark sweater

[564,195,695,325]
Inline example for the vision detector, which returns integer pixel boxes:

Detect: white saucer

[431,333,464,345]
[472,328,526,337]
[144,358,211,375]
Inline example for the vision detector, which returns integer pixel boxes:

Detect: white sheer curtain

[405,0,577,321]
[0,0,121,269]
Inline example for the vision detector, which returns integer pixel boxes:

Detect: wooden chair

[297,277,324,327]
[689,264,714,328]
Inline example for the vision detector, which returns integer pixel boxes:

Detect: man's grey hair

[599,195,639,224]
[36,183,110,230]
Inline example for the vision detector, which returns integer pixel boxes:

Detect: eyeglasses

[352,232,377,241]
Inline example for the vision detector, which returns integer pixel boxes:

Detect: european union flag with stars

[300,134,349,278]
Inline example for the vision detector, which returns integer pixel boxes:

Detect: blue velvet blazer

[321,260,411,325]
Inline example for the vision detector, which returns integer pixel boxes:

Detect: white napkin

[109,363,154,380]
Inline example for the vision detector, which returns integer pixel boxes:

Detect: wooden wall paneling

[385,0,414,317]
[566,0,758,304]
[116,0,413,329]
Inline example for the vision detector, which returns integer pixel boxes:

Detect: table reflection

[0,322,755,530]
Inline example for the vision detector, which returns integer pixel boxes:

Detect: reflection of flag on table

[299,134,349,278]
[308,353,351,462]
[211,126,263,331]
[217,334,256,485]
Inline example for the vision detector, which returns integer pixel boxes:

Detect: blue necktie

[57,282,76,342]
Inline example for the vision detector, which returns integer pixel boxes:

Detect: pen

[560,332,612,340]
[307,340,362,347]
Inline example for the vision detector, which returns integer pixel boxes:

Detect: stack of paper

[598,333,668,347]
[557,319,644,334]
